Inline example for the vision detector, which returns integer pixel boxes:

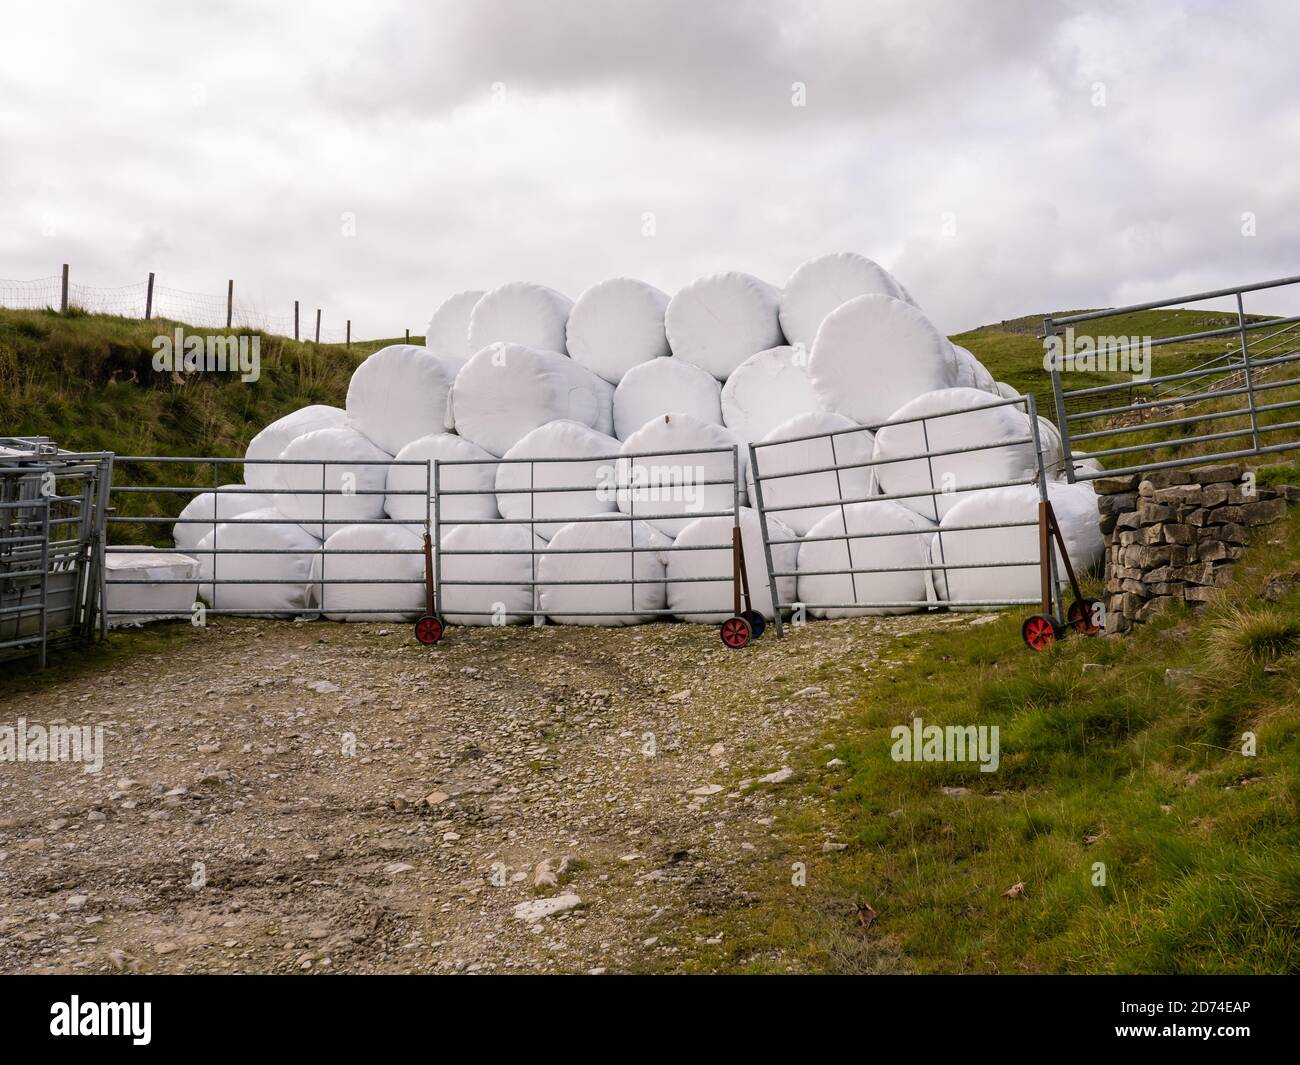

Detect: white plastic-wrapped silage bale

[195,507,320,617]
[612,357,722,440]
[425,289,485,360]
[104,549,201,627]
[566,278,671,384]
[720,346,822,444]
[795,500,940,617]
[664,272,784,381]
[1068,452,1105,478]
[173,484,265,553]
[1033,417,1069,478]
[617,413,745,537]
[437,523,547,626]
[932,481,1103,609]
[467,281,573,354]
[872,387,1052,523]
[450,342,614,457]
[272,426,392,538]
[748,412,875,536]
[309,523,427,622]
[808,293,959,426]
[778,251,913,351]
[345,344,464,456]
[243,404,346,491]
[537,519,672,625]
[385,433,499,525]
[665,507,797,623]
[495,420,622,538]
[951,344,998,394]
[993,381,1021,399]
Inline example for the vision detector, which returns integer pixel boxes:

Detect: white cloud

[1,0,1297,338]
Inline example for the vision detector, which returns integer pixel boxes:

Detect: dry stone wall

[1095,462,1296,632]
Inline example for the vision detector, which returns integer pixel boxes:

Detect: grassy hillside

[0,307,412,457]
[670,503,1300,974]
[0,308,420,541]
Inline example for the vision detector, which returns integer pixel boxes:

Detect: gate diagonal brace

[1023,499,1102,651]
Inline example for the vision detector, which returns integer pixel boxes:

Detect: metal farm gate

[107,444,770,649]
[1049,274,1300,480]
[106,453,432,620]
[747,394,1101,649]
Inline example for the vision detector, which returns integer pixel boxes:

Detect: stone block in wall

[1174,562,1216,584]
[1241,498,1287,525]
[1094,474,1139,495]
[1152,485,1204,506]
[1140,469,1194,490]
[1162,524,1194,545]
[1188,463,1244,485]
[1097,491,1137,515]
[1195,541,1244,563]
[1136,500,1175,523]
[1147,581,1185,597]
[1196,486,1227,509]
[1218,522,1249,544]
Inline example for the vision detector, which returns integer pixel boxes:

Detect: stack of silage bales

[175,251,1102,626]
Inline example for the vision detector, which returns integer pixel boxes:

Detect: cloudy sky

[2,0,1298,338]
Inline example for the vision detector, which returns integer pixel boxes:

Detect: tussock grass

[1202,606,1300,679]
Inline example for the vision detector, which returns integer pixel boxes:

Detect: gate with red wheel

[745,393,1104,653]
[421,440,770,649]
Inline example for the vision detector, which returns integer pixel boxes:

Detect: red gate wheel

[414,614,444,646]
[1022,614,1059,652]
[1067,598,1103,636]
[740,609,766,639]
[720,615,752,649]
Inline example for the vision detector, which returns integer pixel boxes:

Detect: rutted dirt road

[0,614,966,974]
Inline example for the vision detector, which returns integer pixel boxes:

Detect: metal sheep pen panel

[105,455,432,618]
[0,437,113,666]
[748,394,1072,640]
[1049,274,1300,481]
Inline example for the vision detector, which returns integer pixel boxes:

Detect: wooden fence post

[405,328,410,344]
[315,308,321,344]
[346,320,351,348]
[60,264,69,313]
[294,300,300,341]
[145,272,155,319]
[226,280,234,328]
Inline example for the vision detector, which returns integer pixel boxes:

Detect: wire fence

[0,267,377,344]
